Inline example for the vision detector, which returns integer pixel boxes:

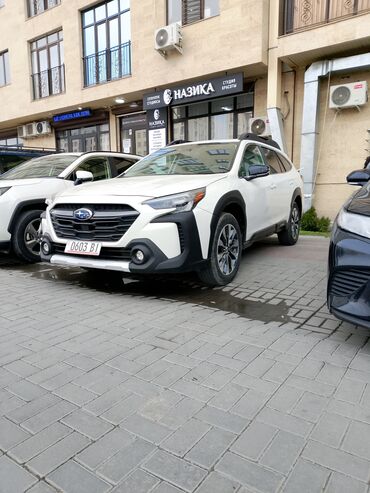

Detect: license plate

[64,240,102,256]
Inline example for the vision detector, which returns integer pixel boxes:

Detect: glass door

[120,114,147,156]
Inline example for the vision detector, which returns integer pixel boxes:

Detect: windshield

[123,143,238,177]
[0,155,78,180]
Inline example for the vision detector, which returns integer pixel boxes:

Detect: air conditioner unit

[24,121,52,138]
[329,81,368,109]
[154,23,182,54]
[17,125,26,139]
[249,117,271,137]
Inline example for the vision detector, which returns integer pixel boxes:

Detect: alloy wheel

[216,224,240,276]
[24,218,41,256]
[290,205,300,240]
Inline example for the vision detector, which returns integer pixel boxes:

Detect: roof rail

[0,145,58,153]
[167,139,191,146]
[238,133,280,150]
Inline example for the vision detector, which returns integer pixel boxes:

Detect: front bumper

[41,210,207,274]
[327,224,370,329]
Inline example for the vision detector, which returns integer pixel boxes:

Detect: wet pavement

[0,236,369,493]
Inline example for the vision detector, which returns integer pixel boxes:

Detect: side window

[73,157,111,181]
[277,154,293,172]
[110,157,137,176]
[239,144,265,178]
[260,147,282,174]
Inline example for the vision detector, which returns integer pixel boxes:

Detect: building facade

[1,0,370,218]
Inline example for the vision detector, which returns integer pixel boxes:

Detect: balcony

[31,64,65,100]
[282,0,370,34]
[83,42,131,88]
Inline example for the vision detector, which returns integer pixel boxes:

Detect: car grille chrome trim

[331,269,370,297]
[50,204,139,242]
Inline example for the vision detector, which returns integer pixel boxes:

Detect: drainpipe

[301,53,370,210]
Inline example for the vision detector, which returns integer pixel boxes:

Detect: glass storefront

[172,92,254,142]
[120,113,147,156]
[56,123,110,152]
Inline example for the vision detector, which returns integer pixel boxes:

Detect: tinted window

[277,154,292,172]
[110,157,137,176]
[260,147,282,174]
[239,144,265,178]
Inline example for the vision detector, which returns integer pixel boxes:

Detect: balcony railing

[31,64,65,100]
[282,0,370,34]
[83,42,131,88]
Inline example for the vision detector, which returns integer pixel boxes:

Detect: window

[168,0,219,25]
[277,154,292,172]
[56,124,110,152]
[28,0,60,17]
[171,88,254,142]
[82,0,131,87]
[73,158,111,181]
[239,145,265,178]
[0,0,4,7]
[0,50,10,86]
[260,147,282,174]
[109,156,137,175]
[31,31,64,99]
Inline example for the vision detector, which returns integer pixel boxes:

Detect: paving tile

[325,471,368,493]
[256,407,313,438]
[260,430,305,475]
[186,427,236,468]
[341,420,370,460]
[310,412,349,448]
[282,458,330,493]
[231,421,277,460]
[143,450,207,493]
[120,414,173,444]
[194,471,240,493]
[0,455,38,493]
[196,405,247,434]
[0,416,31,451]
[48,460,111,493]
[162,418,210,457]
[215,452,283,493]
[21,400,76,433]
[97,438,155,484]
[61,409,113,440]
[302,440,370,481]
[111,469,160,493]
[9,422,72,463]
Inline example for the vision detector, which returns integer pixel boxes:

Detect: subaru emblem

[74,208,93,221]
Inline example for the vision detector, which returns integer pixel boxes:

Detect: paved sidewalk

[0,236,369,493]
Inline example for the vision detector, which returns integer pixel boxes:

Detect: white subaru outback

[40,135,303,286]
[0,151,140,262]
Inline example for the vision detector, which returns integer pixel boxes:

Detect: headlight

[337,208,370,239]
[143,188,206,213]
[0,187,11,197]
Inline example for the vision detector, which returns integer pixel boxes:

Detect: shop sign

[143,73,243,110]
[53,109,92,123]
[147,108,167,153]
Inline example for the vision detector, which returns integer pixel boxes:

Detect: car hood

[346,182,370,217]
[0,178,49,187]
[55,174,227,200]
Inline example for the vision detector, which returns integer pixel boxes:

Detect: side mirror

[346,169,370,186]
[245,164,270,181]
[74,170,93,186]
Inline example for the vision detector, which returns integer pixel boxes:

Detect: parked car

[0,145,58,175]
[327,168,370,328]
[40,135,303,286]
[0,151,140,262]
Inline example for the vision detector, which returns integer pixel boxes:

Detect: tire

[198,212,242,287]
[278,201,301,246]
[12,209,43,263]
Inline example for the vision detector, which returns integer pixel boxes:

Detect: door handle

[270,184,277,190]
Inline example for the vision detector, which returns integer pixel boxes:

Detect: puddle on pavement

[13,261,292,324]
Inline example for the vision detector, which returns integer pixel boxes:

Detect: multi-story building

[1,0,370,218]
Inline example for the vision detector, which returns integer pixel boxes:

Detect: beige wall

[0,0,269,130]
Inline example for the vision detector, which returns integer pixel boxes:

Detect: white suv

[0,151,140,262]
[40,136,303,286]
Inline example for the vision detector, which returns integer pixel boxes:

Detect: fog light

[135,250,145,263]
[41,240,51,255]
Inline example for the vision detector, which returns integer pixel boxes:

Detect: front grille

[331,269,370,297]
[50,204,139,242]
[52,243,131,261]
